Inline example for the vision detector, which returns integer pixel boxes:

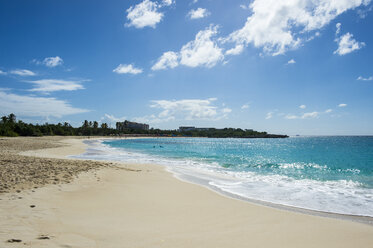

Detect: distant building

[178,126,196,132]
[116,120,149,131]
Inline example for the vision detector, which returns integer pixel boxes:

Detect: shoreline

[1,136,373,247]
[174,171,373,226]
[79,137,373,225]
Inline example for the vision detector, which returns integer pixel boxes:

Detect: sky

[0,0,372,135]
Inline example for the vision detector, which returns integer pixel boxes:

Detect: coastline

[79,137,373,224]
[173,170,373,225]
[1,136,373,247]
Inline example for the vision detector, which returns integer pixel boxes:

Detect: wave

[72,139,373,217]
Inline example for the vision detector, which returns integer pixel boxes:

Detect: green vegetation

[175,128,288,138]
[0,114,288,138]
[0,114,119,137]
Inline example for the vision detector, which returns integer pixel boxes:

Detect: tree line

[0,114,119,137]
[0,114,288,138]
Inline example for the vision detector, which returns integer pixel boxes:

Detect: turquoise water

[77,137,373,216]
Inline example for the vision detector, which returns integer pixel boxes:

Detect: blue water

[77,137,373,216]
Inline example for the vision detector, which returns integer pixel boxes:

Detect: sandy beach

[1,137,373,248]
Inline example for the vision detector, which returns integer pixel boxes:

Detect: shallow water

[75,136,373,217]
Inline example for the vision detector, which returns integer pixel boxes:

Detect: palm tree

[8,113,16,123]
[83,120,89,128]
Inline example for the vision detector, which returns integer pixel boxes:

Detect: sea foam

[73,138,373,217]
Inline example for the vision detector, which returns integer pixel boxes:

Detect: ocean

[75,136,373,217]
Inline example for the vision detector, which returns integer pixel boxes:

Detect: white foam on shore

[73,139,373,217]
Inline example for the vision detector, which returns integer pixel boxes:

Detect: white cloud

[241,103,250,109]
[0,70,6,75]
[285,114,298,120]
[222,107,232,113]
[133,114,174,124]
[113,64,143,74]
[33,57,63,67]
[305,31,321,42]
[338,103,347,107]
[146,98,230,122]
[0,90,88,118]
[153,25,224,70]
[240,4,249,10]
[162,0,173,6]
[334,32,365,55]
[43,56,63,67]
[188,8,210,19]
[102,114,126,122]
[285,107,336,119]
[126,0,163,29]
[357,76,373,81]
[287,59,296,65]
[151,99,216,120]
[225,0,370,56]
[265,112,273,119]
[10,69,36,76]
[151,51,179,70]
[221,107,232,119]
[301,111,319,119]
[285,111,319,119]
[180,25,224,68]
[357,5,373,18]
[26,79,85,92]
[226,44,244,55]
[325,109,333,113]
[100,114,126,127]
[336,23,342,34]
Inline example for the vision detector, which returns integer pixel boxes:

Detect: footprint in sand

[7,239,22,243]
[37,235,50,240]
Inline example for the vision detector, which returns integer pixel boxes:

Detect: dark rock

[30,205,35,208]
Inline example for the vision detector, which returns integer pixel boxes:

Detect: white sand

[1,137,373,248]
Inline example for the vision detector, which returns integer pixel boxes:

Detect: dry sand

[0,137,112,194]
[0,137,373,248]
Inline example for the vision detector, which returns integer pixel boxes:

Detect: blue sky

[0,0,372,135]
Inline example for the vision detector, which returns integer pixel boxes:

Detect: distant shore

[0,136,372,248]
[0,113,288,138]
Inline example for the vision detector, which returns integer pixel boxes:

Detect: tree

[1,115,7,123]
[82,120,89,128]
[116,122,121,130]
[8,113,16,123]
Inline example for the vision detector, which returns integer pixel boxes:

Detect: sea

[74,136,373,217]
